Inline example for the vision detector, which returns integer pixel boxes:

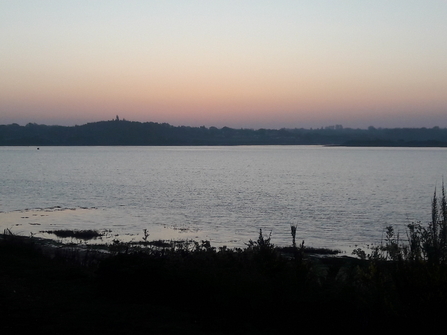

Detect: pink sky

[1,1,447,129]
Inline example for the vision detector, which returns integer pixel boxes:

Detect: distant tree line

[1,119,447,146]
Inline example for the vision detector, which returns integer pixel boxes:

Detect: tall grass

[4,184,447,332]
[353,180,447,264]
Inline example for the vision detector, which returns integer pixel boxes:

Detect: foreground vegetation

[2,185,447,333]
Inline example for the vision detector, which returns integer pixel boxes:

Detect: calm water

[1,146,446,252]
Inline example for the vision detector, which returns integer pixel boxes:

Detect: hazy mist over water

[1,146,446,252]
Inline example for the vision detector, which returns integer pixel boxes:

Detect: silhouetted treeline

[1,119,447,146]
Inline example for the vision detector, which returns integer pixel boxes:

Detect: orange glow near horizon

[1,2,447,128]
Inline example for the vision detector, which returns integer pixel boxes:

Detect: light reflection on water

[0,207,206,246]
[1,145,446,253]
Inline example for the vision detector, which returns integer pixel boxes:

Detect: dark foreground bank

[1,230,447,335]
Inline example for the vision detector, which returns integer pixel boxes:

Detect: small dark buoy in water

[37,148,39,150]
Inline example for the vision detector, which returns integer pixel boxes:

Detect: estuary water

[1,145,446,252]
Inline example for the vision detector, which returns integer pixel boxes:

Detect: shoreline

[0,229,345,259]
[2,230,447,333]
[0,206,379,255]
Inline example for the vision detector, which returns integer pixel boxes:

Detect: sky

[1,1,447,129]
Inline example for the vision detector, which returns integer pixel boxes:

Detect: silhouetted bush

[4,188,447,333]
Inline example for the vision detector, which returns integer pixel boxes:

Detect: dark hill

[1,120,447,146]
